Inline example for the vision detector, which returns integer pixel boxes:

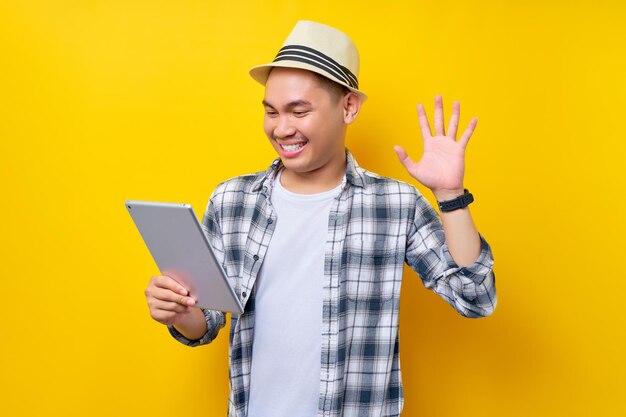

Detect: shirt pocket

[344,237,401,302]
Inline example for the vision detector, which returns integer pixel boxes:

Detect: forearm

[406,189,496,318]
[434,189,481,267]
[173,307,208,341]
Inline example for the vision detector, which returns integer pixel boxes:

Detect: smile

[281,142,306,152]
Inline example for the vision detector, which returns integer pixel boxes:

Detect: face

[262,67,358,178]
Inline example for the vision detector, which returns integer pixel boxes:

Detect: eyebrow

[262,99,312,110]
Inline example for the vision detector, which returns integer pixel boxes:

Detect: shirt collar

[251,149,366,192]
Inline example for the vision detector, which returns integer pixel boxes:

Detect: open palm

[394,95,477,197]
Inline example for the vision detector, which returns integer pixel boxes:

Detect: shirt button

[242,292,247,298]
[253,255,259,261]
[267,218,273,224]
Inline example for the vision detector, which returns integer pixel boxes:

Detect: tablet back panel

[126,200,244,314]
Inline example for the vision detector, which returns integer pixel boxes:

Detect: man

[144,20,496,417]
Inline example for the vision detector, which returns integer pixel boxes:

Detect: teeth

[282,143,306,152]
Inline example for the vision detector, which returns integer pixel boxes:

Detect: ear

[342,92,361,125]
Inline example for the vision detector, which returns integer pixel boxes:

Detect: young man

[144,21,496,417]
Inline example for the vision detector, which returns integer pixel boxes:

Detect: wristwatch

[437,189,474,212]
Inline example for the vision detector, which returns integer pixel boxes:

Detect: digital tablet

[125,200,244,314]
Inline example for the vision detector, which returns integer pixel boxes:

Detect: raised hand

[394,95,477,201]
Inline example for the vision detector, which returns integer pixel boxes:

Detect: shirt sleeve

[167,195,228,346]
[405,192,497,318]
[167,308,226,347]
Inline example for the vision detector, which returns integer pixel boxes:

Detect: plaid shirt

[169,151,497,417]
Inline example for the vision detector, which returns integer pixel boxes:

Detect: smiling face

[262,67,360,192]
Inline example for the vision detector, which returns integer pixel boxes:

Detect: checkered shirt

[168,150,497,417]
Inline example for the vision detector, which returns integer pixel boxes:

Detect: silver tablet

[125,200,244,314]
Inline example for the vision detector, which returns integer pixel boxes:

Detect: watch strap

[437,189,474,212]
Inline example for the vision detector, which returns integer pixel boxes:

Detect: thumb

[393,145,416,170]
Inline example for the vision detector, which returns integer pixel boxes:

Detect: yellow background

[1,1,624,416]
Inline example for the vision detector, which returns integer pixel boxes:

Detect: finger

[416,104,432,139]
[393,145,417,170]
[150,298,190,314]
[148,287,196,306]
[459,117,478,149]
[447,101,460,139]
[152,275,189,296]
[433,94,445,136]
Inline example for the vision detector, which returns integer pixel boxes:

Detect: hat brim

[249,61,368,102]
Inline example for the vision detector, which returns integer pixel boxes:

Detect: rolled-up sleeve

[405,193,497,318]
[168,309,226,347]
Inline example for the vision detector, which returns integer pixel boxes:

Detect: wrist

[173,308,208,340]
[436,188,474,212]
[432,188,465,202]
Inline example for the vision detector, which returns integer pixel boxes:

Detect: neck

[279,152,346,194]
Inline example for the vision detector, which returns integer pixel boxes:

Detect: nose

[273,115,297,139]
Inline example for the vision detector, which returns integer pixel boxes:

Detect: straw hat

[249,20,367,101]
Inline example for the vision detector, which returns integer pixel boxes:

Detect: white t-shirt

[247,171,343,417]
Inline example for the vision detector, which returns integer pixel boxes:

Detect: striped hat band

[273,45,359,90]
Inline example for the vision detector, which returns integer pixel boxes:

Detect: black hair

[310,72,351,102]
